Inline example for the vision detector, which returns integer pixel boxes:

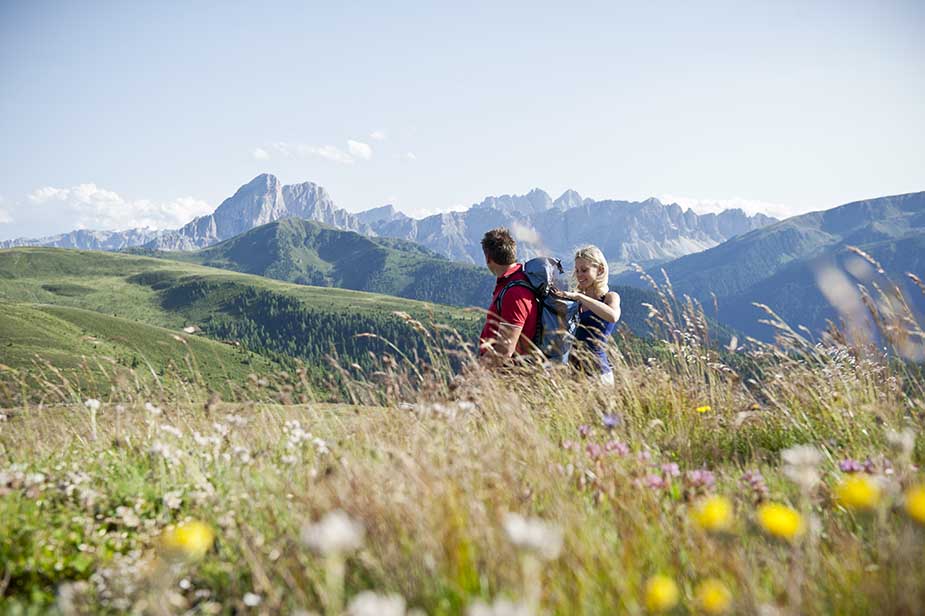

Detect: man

[479,227,539,363]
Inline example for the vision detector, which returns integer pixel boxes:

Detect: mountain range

[1,174,775,273]
[615,191,925,341]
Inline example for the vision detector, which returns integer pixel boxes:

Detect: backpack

[495,257,580,363]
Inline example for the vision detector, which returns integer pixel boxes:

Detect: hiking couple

[478,227,620,384]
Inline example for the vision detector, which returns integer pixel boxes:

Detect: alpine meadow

[2,3,925,616]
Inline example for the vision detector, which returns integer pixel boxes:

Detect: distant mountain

[360,190,775,270]
[0,227,166,250]
[3,175,775,274]
[138,217,496,308]
[615,191,925,340]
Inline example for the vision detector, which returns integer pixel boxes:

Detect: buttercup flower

[696,405,712,414]
[903,485,925,526]
[834,475,881,511]
[644,574,679,613]
[691,495,734,534]
[695,578,733,614]
[756,503,804,542]
[160,520,215,561]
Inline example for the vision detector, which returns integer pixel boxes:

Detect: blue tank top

[574,296,616,374]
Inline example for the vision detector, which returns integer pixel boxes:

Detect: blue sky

[1,0,923,240]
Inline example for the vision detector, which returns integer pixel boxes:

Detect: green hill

[132,218,497,308]
[615,191,925,339]
[0,248,482,387]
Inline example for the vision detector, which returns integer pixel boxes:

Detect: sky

[1,0,923,240]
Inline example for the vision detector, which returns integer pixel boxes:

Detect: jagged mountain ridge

[0,227,167,250]
[2,174,776,271]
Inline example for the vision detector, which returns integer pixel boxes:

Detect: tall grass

[1,263,924,615]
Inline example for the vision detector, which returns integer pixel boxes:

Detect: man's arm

[482,322,524,361]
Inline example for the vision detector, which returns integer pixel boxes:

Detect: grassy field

[2,267,925,615]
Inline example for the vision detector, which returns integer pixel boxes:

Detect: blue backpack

[495,257,580,363]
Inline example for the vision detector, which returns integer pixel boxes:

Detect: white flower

[144,402,162,416]
[502,513,563,560]
[243,592,262,607]
[886,428,916,460]
[781,445,823,492]
[347,591,406,616]
[84,399,101,411]
[159,424,183,438]
[301,510,364,555]
[163,491,183,510]
[467,598,533,616]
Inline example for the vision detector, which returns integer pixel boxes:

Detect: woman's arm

[561,290,621,322]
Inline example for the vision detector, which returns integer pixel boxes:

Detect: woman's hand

[551,288,581,301]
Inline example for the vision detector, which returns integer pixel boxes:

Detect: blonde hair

[573,245,610,298]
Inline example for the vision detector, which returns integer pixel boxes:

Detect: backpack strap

[495,280,541,345]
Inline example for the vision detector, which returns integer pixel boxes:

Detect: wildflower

[691,495,734,534]
[886,428,915,461]
[661,463,680,478]
[696,405,712,414]
[685,469,716,491]
[502,512,563,560]
[642,474,668,490]
[903,485,925,526]
[84,399,100,411]
[781,445,822,492]
[834,475,881,511]
[243,593,262,607]
[586,443,604,460]
[144,402,162,416]
[605,440,630,456]
[578,424,592,439]
[695,578,733,614]
[838,459,864,473]
[740,470,769,502]
[163,491,182,510]
[301,510,364,555]
[160,520,215,561]
[347,591,406,616]
[644,574,679,613]
[756,503,805,542]
[602,413,621,430]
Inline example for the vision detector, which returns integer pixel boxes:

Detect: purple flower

[740,469,769,501]
[561,440,577,451]
[605,440,630,456]
[685,469,716,489]
[642,474,668,490]
[863,458,877,474]
[602,414,621,430]
[586,443,604,460]
[578,424,592,439]
[637,450,653,464]
[661,463,680,478]
[838,458,863,473]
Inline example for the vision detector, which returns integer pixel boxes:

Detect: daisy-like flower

[347,591,406,616]
[834,475,881,511]
[301,510,364,556]
[756,503,805,542]
[903,485,925,526]
[695,578,733,614]
[691,495,734,534]
[502,512,563,560]
[644,574,679,613]
[160,520,215,561]
[781,445,822,493]
[84,399,101,411]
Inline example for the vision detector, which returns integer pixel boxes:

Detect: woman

[557,245,620,385]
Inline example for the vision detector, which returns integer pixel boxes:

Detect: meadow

[2,253,925,615]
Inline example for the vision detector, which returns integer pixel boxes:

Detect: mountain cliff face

[361,190,775,269]
[614,191,925,340]
[0,227,166,250]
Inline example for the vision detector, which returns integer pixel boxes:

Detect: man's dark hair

[481,227,517,266]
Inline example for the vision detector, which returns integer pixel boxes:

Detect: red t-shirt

[479,263,539,356]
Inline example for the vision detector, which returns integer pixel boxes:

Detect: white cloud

[252,147,270,160]
[315,144,355,164]
[404,151,417,161]
[0,209,11,224]
[658,194,813,219]
[369,130,387,141]
[18,183,213,232]
[266,142,355,165]
[347,140,373,160]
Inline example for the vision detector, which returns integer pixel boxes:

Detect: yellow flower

[691,495,734,534]
[160,520,215,561]
[834,475,881,511]
[695,578,733,614]
[756,503,804,542]
[904,485,925,526]
[644,574,679,613]
[696,405,712,414]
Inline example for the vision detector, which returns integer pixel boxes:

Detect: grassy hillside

[133,218,497,308]
[0,248,482,389]
[0,302,276,399]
